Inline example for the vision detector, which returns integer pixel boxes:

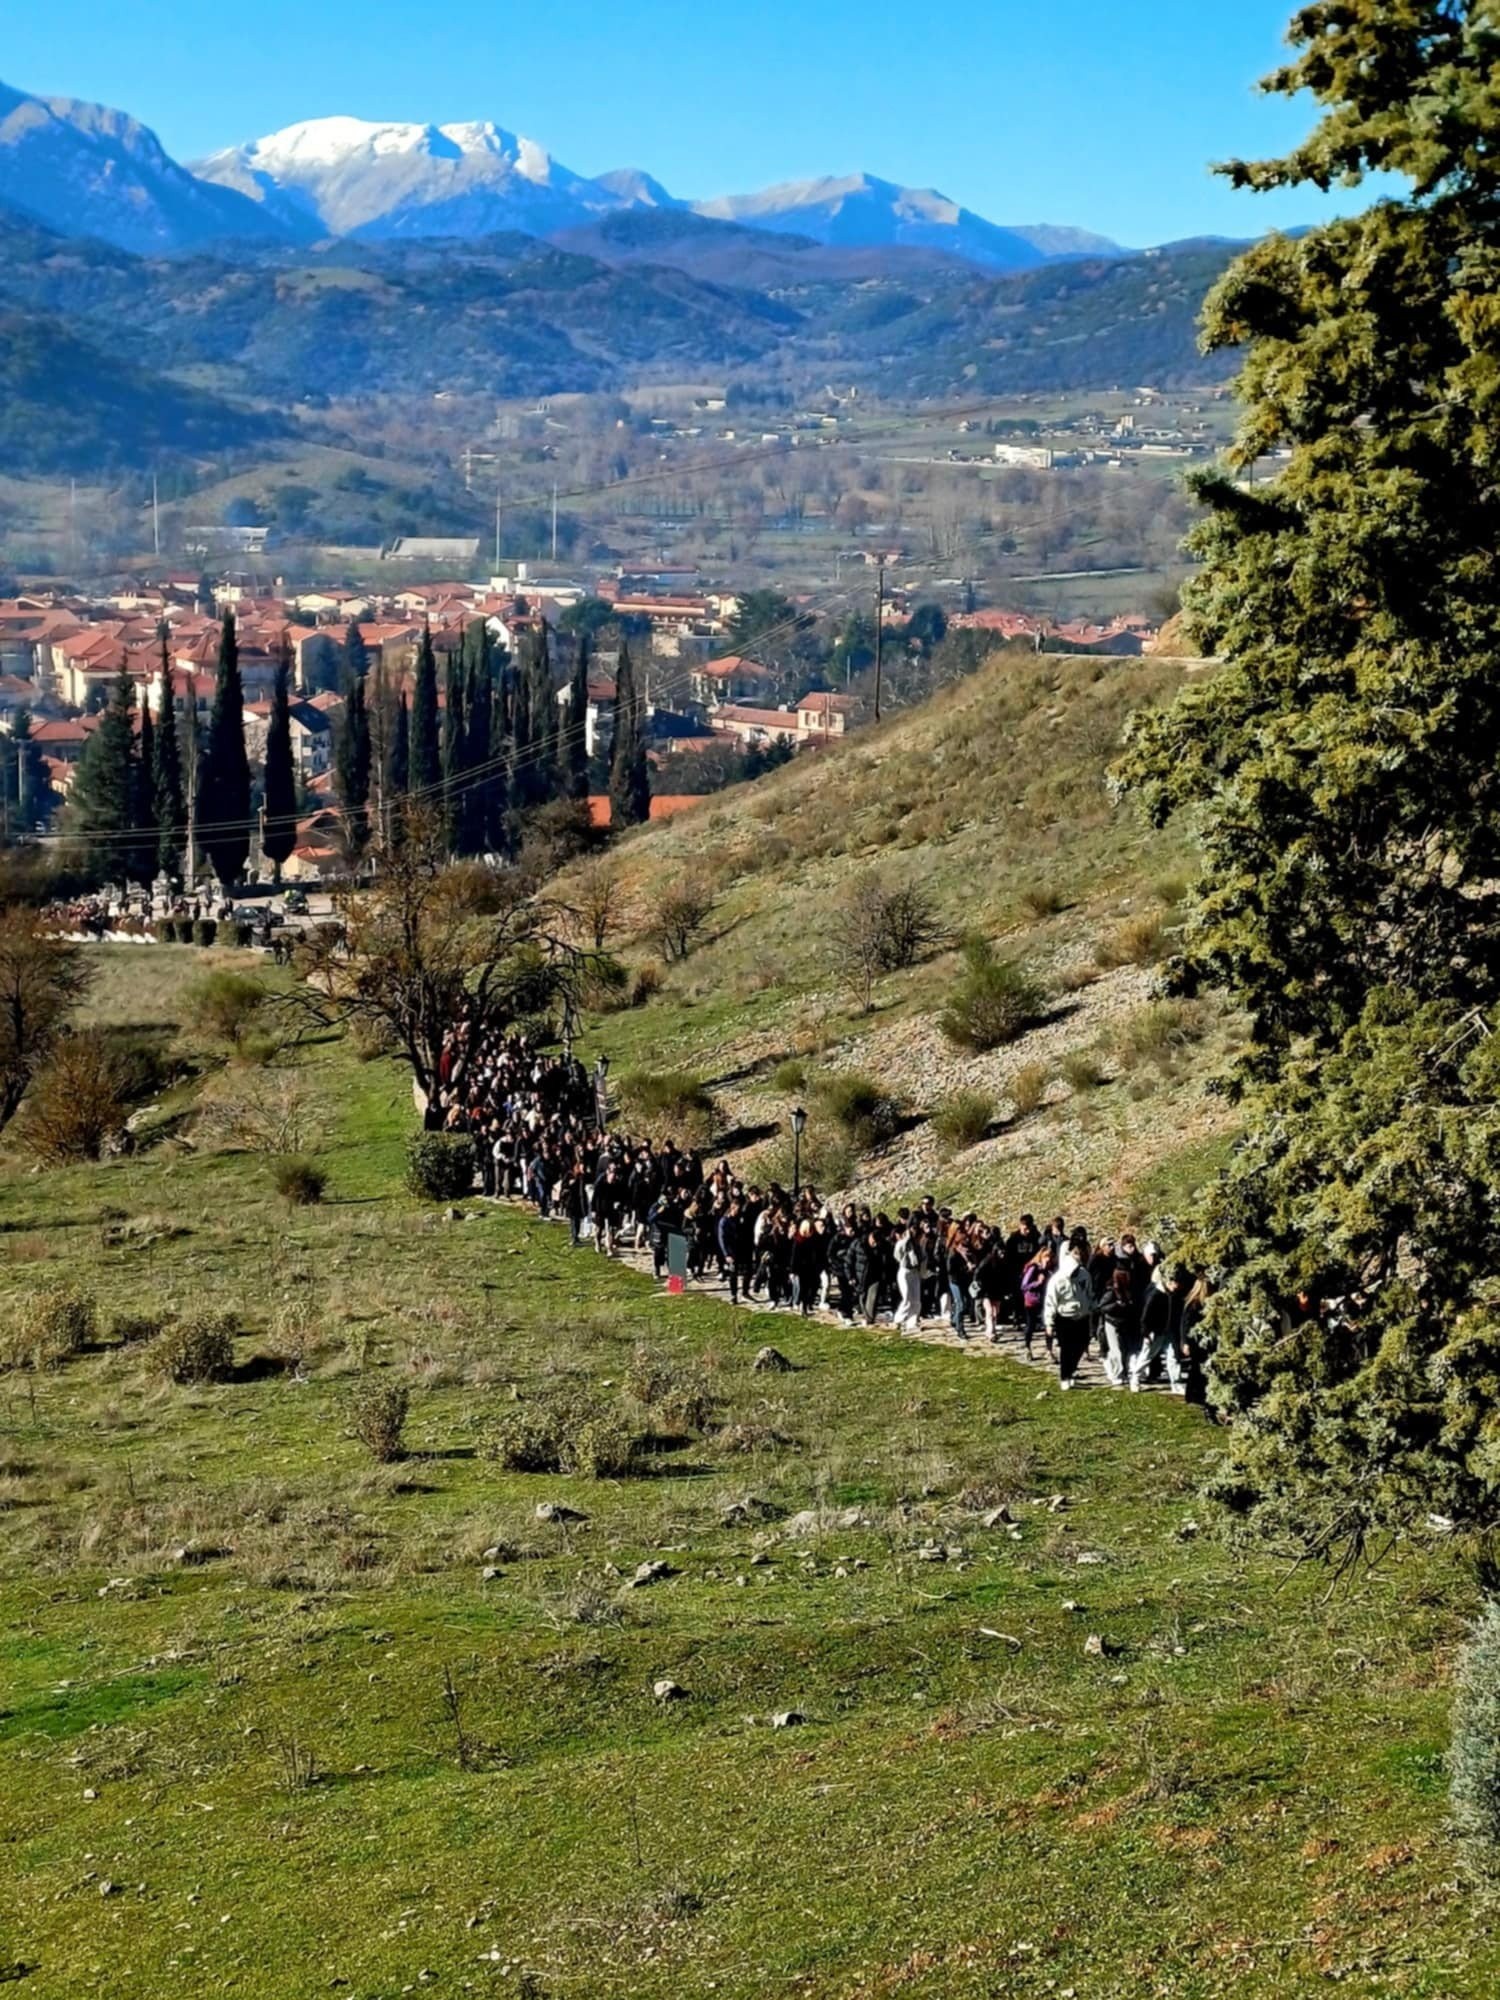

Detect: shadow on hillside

[709,1119,780,1153]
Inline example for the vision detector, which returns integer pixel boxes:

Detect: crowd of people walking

[435,1030,1211,1398]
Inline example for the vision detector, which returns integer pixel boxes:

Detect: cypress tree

[137,699,155,875]
[463,629,494,856]
[343,621,370,688]
[608,640,651,830]
[335,671,371,859]
[262,646,298,883]
[526,622,556,805]
[70,666,144,880]
[388,692,410,850]
[198,610,251,886]
[409,623,441,801]
[441,655,467,853]
[561,634,592,801]
[151,638,185,880]
[3,709,57,841]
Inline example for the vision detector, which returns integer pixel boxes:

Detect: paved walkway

[499,1201,1173,1396]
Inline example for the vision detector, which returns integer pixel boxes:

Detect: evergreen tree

[137,699,155,870]
[525,621,556,805]
[335,670,371,860]
[441,655,466,853]
[262,646,298,883]
[343,621,370,688]
[409,624,442,801]
[198,610,252,886]
[561,634,592,801]
[151,638,186,880]
[2,709,57,843]
[387,691,410,850]
[608,641,651,830]
[463,626,495,855]
[1119,2,1500,1557]
[70,667,150,881]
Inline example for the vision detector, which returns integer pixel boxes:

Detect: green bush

[614,1071,717,1145]
[579,955,631,1013]
[109,1310,168,1347]
[1453,1599,1500,1885]
[172,917,195,944]
[814,1071,901,1150]
[1114,999,1209,1072]
[152,919,174,944]
[270,1155,327,1205]
[483,1386,644,1479]
[771,1058,808,1094]
[4,1287,97,1371]
[193,918,219,949]
[404,1132,477,1201]
[350,1378,410,1462]
[231,921,255,949]
[930,1088,995,1150]
[152,1311,236,1385]
[630,962,664,1008]
[939,940,1047,1052]
[186,969,265,1043]
[1019,883,1067,920]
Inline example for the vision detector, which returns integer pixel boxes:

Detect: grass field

[0,947,1493,1998]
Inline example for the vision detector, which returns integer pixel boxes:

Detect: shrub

[930,1088,995,1150]
[827,873,944,1011]
[1020,884,1067,920]
[172,917,195,944]
[815,1071,901,1150]
[579,954,630,1014]
[1009,1062,1050,1117]
[350,1378,410,1462]
[232,921,255,949]
[405,1132,476,1201]
[1114,999,1209,1073]
[109,1310,168,1347]
[4,1287,97,1370]
[772,1058,808,1094]
[193,918,219,949]
[1061,1049,1106,1092]
[939,940,1046,1052]
[754,1125,855,1197]
[21,1032,131,1164]
[630,962,664,1008]
[1152,873,1191,909]
[1453,1599,1500,1884]
[152,919,174,944]
[350,1014,401,1063]
[626,1345,717,1433]
[483,1386,643,1479]
[186,969,266,1044]
[1095,910,1167,970]
[615,1071,717,1146]
[152,1311,235,1385]
[270,1155,327,1205]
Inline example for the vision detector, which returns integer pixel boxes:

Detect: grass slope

[0,950,1488,1998]
[582,649,1238,1221]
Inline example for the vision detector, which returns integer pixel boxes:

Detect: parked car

[283,889,310,915]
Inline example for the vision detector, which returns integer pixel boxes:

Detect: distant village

[0,556,1161,878]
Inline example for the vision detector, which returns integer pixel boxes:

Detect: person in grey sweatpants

[1044,1230,1097,1389]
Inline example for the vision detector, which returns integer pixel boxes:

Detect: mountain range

[0,77,1122,269]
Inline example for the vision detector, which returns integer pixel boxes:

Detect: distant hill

[0,305,279,474]
[551,208,976,287]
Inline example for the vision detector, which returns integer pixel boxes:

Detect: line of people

[434,1029,1209,1397]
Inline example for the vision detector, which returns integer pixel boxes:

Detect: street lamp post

[791,1104,808,1198]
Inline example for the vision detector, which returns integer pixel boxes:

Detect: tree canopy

[1119,0,1500,1561]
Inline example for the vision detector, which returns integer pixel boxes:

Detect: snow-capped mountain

[193,116,624,241]
[690,173,1114,271]
[0,79,289,254]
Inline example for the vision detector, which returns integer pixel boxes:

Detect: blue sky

[7,0,1371,245]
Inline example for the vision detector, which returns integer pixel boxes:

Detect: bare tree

[568,858,625,952]
[0,909,92,1134]
[828,874,945,1011]
[291,809,585,1123]
[650,875,717,964]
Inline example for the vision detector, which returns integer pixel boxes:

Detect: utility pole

[494,491,502,574]
[551,481,559,563]
[873,558,885,723]
[184,720,197,896]
[152,474,161,559]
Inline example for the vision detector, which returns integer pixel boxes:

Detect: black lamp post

[791,1104,808,1197]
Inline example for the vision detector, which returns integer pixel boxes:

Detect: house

[281,808,348,882]
[688,655,778,709]
[796,691,855,740]
[243,698,334,780]
[709,703,802,749]
[31,717,97,764]
[585,794,703,830]
[554,676,616,759]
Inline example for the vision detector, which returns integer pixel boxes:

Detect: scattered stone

[628,1560,675,1589]
[979,1628,1022,1648]
[480,1566,502,1582]
[980,1506,1012,1528]
[752,1346,793,1374]
[749,1552,771,1568]
[721,1496,779,1526]
[1061,1599,1080,1613]
[1048,1495,1069,1513]
[82,1788,97,1801]
[835,1506,865,1529]
[443,1207,466,1223]
[535,1502,588,1526]
[834,1566,848,1579]
[1074,1551,1108,1566]
[98,1880,118,1898]
[171,1544,228,1567]
[914,1543,947,1563]
[1083,1633,1118,1658]
[653,1679,687,1702]
[784,1509,821,1537]
[770,1710,807,1729]
[734,1575,748,1587]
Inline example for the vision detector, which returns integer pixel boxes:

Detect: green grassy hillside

[0,949,1486,1999]
[582,649,1238,1224]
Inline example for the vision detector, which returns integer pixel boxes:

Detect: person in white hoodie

[1043,1228,1097,1389]
[893,1220,923,1333]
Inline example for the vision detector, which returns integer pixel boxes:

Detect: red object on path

[666,1276,685,1295]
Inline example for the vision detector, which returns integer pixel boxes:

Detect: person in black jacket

[718,1199,754,1304]
[560,1160,591,1248]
